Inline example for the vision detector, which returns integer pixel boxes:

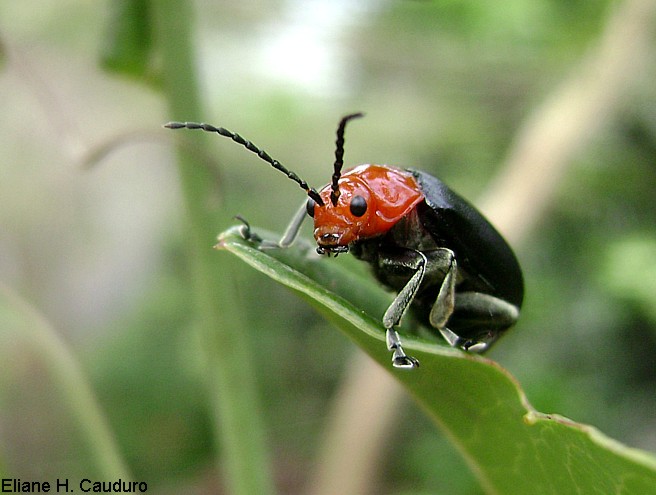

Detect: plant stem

[151,2,275,494]
[0,285,130,480]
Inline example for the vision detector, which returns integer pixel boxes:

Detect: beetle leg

[238,201,307,249]
[378,249,429,368]
[235,216,263,243]
[406,248,513,353]
[442,292,520,352]
[427,251,457,329]
[421,249,491,352]
[278,201,309,247]
[382,250,428,328]
[386,329,420,368]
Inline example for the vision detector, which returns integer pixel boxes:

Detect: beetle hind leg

[436,292,520,352]
[436,327,491,353]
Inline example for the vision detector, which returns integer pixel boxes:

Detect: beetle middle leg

[374,249,425,368]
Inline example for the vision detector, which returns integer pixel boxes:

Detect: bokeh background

[1,1,655,494]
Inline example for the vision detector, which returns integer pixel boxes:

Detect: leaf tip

[214,232,230,251]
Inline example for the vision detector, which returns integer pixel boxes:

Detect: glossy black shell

[411,169,524,309]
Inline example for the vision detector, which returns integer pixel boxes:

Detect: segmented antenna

[164,121,324,206]
[330,112,364,206]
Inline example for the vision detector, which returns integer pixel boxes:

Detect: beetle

[165,113,523,369]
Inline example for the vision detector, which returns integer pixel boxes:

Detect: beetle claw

[234,215,262,242]
[392,354,420,369]
[386,329,419,369]
[463,341,489,353]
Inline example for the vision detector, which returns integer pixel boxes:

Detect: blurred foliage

[100,0,161,87]
[0,0,655,494]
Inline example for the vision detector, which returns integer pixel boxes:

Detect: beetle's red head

[305,114,424,254]
[308,164,424,254]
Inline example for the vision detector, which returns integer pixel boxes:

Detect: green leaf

[217,225,656,495]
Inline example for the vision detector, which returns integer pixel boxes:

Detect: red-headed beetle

[165,114,524,369]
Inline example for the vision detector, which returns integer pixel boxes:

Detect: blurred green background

[0,1,655,494]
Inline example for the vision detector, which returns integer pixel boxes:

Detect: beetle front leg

[277,201,309,247]
[238,201,307,249]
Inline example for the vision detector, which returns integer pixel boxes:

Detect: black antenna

[330,112,364,206]
[164,121,324,206]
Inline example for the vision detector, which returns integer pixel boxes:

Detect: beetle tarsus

[464,341,488,353]
[393,354,420,369]
[438,327,491,353]
[437,327,461,348]
[234,216,263,243]
[235,216,291,250]
[386,328,419,369]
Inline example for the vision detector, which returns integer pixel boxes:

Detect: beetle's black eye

[349,195,368,217]
[306,198,316,217]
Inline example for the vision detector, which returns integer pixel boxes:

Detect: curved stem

[152,2,275,494]
[0,284,130,480]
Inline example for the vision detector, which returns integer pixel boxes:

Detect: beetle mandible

[165,114,524,369]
